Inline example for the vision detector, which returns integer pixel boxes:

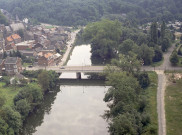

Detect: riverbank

[0,70,59,135]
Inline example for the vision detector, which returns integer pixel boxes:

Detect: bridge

[26,66,107,79]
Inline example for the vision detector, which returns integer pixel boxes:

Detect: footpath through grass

[165,78,182,135]
[143,72,158,135]
[0,82,21,106]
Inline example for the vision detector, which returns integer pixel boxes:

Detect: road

[58,30,80,66]
[156,70,166,135]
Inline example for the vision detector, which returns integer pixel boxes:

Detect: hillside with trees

[0,0,182,26]
[0,10,8,25]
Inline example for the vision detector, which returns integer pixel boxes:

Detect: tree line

[0,0,182,26]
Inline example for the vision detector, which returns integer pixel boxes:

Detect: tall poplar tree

[161,21,166,40]
[150,22,158,44]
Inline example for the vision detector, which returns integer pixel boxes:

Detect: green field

[0,82,21,106]
[165,78,182,135]
[142,72,158,134]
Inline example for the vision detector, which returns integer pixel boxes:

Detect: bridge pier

[76,72,81,79]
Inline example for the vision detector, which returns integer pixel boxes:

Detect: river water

[22,45,109,135]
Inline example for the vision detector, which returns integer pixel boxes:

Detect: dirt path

[156,70,166,135]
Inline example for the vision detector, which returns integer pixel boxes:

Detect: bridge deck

[27,66,107,73]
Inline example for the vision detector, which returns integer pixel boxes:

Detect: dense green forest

[0,0,182,26]
[81,19,173,65]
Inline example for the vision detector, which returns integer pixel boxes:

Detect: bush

[170,51,179,65]
[137,72,150,88]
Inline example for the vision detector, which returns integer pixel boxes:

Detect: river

[22,45,109,135]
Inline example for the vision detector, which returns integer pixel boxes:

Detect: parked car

[60,67,65,69]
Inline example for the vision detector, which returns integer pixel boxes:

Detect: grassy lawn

[0,82,22,106]
[45,25,55,29]
[23,62,32,67]
[143,72,158,134]
[177,56,182,66]
[165,78,182,135]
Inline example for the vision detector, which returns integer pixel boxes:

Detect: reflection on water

[23,86,109,135]
[22,45,109,135]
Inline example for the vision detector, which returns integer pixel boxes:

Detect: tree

[170,51,179,65]
[161,21,166,40]
[14,84,43,107]
[153,46,163,62]
[109,113,142,135]
[83,20,122,61]
[0,118,8,135]
[137,72,150,88]
[119,39,136,55]
[0,11,8,25]
[161,37,170,52]
[2,76,10,86]
[135,44,154,65]
[111,52,141,74]
[150,22,158,44]
[38,70,50,92]
[104,72,141,117]
[15,99,31,119]
[0,94,6,109]
[1,106,22,134]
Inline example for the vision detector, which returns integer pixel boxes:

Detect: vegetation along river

[22,45,109,135]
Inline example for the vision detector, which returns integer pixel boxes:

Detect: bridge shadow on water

[59,79,106,86]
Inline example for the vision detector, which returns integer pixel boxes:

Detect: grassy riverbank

[0,82,21,106]
[165,78,182,135]
[143,72,158,134]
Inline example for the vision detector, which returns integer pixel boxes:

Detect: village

[0,9,74,76]
[140,20,182,40]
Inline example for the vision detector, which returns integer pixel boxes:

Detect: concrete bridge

[27,66,107,79]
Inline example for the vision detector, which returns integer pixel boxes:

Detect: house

[6,34,21,45]
[5,26,12,36]
[0,59,5,75]
[5,43,16,52]
[4,57,22,75]
[10,23,25,32]
[38,52,54,66]
[15,40,35,51]
[19,50,36,57]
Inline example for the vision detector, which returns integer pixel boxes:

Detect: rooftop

[4,57,18,64]
[10,23,25,31]
[16,40,35,46]
[7,34,21,42]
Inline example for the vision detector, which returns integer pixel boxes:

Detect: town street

[58,30,80,66]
